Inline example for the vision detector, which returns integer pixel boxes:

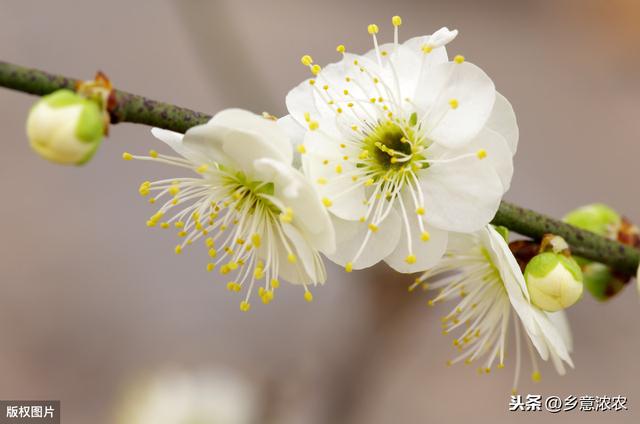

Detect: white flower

[118,368,258,424]
[281,17,517,273]
[26,89,104,165]
[123,109,335,310]
[413,225,573,390]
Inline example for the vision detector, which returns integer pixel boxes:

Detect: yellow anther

[368,223,379,233]
[421,44,433,54]
[175,221,185,229]
[301,55,313,66]
[345,262,353,273]
[206,263,215,272]
[309,79,315,85]
[178,231,187,238]
[476,149,487,159]
[304,112,311,122]
[316,177,327,185]
[405,254,417,264]
[336,107,343,114]
[196,164,209,173]
[228,261,239,271]
[254,267,264,279]
[149,211,163,223]
[498,363,505,369]
[304,291,313,302]
[308,121,319,130]
[322,197,333,207]
[427,299,435,307]
[297,144,307,154]
[220,265,230,275]
[416,207,425,215]
[168,184,180,196]
[421,231,430,242]
[205,237,214,247]
[148,149,158,158]
[251,233,261,248]
[240,301,251,312]
[226,281,235,291]
[336,44,346,53]
[364,178,374,187]
[359,216,365,223]
[367,24,379,34]
[160,222,169,229]
[454,55,465,64]
[271,279,280,289]
[343,89,349,95]
[146,220,156,228]
[138,181,151,197]
[287,253,297,263]
[174,245,182,254]
[122,152,133,161]
[531,371,541,382]
[335,164,342,174]
[392,15,402,26]
[208,248,217,258]
[449,99,459,109]
[311,64,321,75]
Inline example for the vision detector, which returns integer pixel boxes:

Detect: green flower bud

[26,89,104,165]
[563,203,621,238]
[524,252,584,312]
[563,204,628,301]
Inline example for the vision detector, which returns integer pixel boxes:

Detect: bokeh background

[1,0,639,422]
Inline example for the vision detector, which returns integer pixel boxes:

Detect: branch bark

[1,60,638,276]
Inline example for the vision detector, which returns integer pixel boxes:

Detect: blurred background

[1,0,639,422]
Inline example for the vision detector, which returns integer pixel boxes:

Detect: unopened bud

[26,89,104,165]
[563,203,621,238]
[525,252,584,312]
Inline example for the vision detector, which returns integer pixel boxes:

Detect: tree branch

[1,60,638,277]
[0,61,210,133]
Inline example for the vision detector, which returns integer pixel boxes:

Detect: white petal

[364,44,423,101]
[285,78,323,126]
[325,210,401,270]
[484,226,530,301]
[429,27,459,48]
[486,92,519,154]
[384,215,448,273]
[402,34,449,67]
[277,114,306,168]
[467,127,514,191]
[301,127,368,221]
[420,145,504,233]
[252,157,335,254]
[281,222,325,284]
[546,310,573,353]
[151,127,229,165]
[208,108,292,165]
[415,61,496,148]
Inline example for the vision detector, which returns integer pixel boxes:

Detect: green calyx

[41,89,104,144]
[525,252,583,282]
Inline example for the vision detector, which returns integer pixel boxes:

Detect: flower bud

[563,203,621,238]
[563,204,631,301]
[524,252,584,312]
[26,89,104,165]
